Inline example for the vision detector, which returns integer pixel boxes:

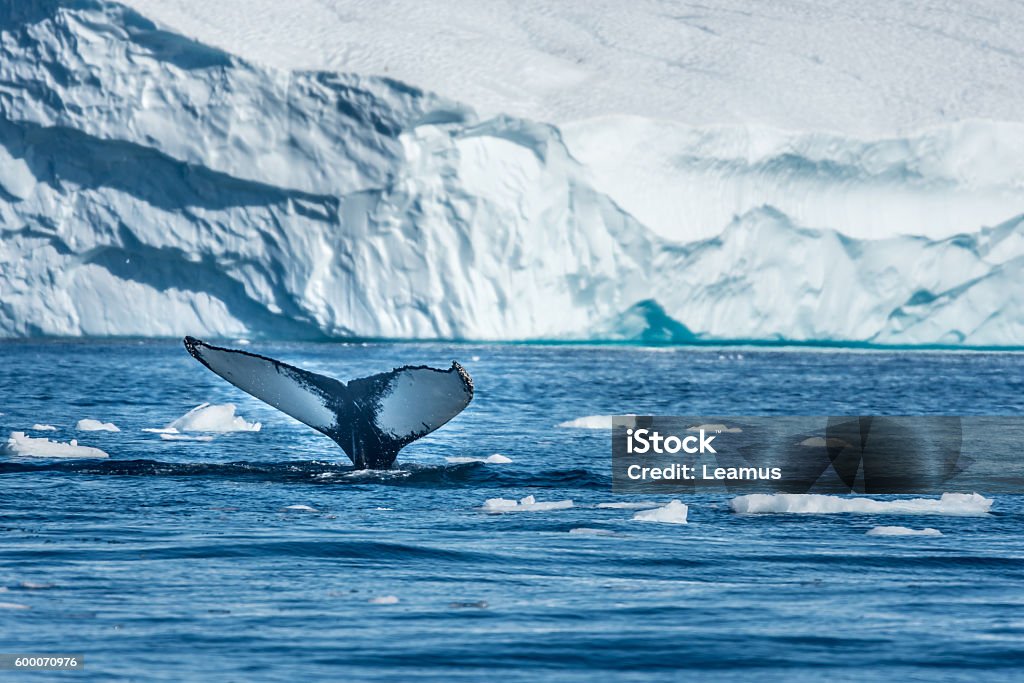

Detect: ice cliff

[1,1,1022,345]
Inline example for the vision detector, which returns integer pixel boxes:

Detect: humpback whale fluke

[183,337,473,469]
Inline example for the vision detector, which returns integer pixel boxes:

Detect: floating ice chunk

[30,424,57,431]
[3,432,108,459]
[867,526,943,536]
[798,437,853,448]
[76,419,120,432]
[482,495,574,513]
[445,453,512,464]
[731,492,992,516]
[632,499,688,524]
[374,507,393,511]
[281,504,318,512]
[597,501,660,510]
[557,414,635,429]
[569,527,616,536]
[687,424,742,433]
[368,595,399,605]
[234,339,251,346]
[471,355,481,362]
[143,427,178,434]
[167,403,261,433]
[0,602,30,610]
[160,433,214,442]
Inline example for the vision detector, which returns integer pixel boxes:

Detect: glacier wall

[1,1,1022,346]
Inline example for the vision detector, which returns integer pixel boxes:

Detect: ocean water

[1,341,1023,681]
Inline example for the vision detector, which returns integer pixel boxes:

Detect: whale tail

[183,337,473,469]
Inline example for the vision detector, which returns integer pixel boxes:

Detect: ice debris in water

[445,453,512,464]
[597,501,660,510]
[482,495,574,513]
[30,424,57,431]
[165,403,261,433]
[160,433,214,442]
[368,596,399,605]
[632,500,689,524]
[731,492,992,516]
[3,432,108,459]
[557,414,635,429]
[76,419,120,432]
[281,504,318,512]
[867,526,943,536]
[0,602,30,610]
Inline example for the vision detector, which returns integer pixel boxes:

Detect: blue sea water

[1,341,1023,681]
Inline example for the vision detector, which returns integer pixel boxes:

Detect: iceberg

[165,404,261,433]
[445,454,512,464]
[76,419,120,432]
[632,500,689,525]
[3,432,109,459]
[481,495,574,513]
[866,526,943,537]
[731,493,992,516]
[0,2,1022,346]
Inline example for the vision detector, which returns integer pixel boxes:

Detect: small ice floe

[482,495,573,513]
[368,595,399,605]
[569,527,616,536]
[632,500,688,524]
[19,581,53,590]
[687,423,742,433]
[471,355,481,362]
[597,501,660,510]
[557,414,635,429]
[234,339,252,346]
[445,454,512,464]
[0,602,30,610]
[3,432,108,459]
[142,427,178,434]
[731,493,992,516]
[374,507,393,511]
[30,424,57,431]
[867,526,943,537]
[164,403,261,433]
[76,419,120,432]
[281,504,318,512]
[159,433,214,442]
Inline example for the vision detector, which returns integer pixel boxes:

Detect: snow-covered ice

[119,0,1024,135]
[731,493,992,516]
[3,432,109,459]
[30,424,57,431]
[445,454,512,464]
[867,526,943,537]
[1,2,1023,346]
[76,419,120,432]
[632,500,689,525]
[166,404,261,433]
[482,495,574,513]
